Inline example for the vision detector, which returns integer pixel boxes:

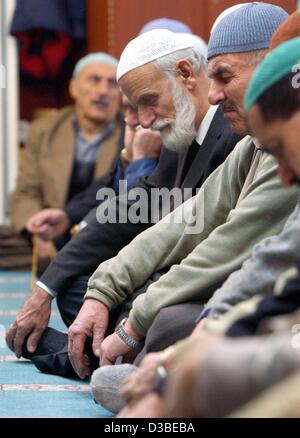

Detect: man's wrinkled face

[119,62,197,152]
[248,103,300,186]
[208,53,258,135]
[122,95,140,129]
[70,62,121,124]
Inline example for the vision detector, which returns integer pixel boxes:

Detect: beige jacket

[10,106,123,232]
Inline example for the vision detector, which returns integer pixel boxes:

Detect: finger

[70,354,91,379]
[117,406,135,418]
[68,334,88,379]
[119,381,135,402]
[36,223,50,233]
[70,352,90,379]
[26,328,44,353]
[80,354,91,378]
[5,323,17,351]
[14,327,31,358]
[119,384,130,403]
[92,325,105,357]
[26,221,35,233]
[100,354,115,367]
[38,230,53,241]
[69,349,90,379]
[37,225,52,239]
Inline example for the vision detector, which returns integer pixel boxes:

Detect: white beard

[151,80,197,152]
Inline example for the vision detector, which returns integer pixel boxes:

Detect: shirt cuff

[195,308,211,324]
[36,281,57,298]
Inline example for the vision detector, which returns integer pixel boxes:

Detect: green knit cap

[244,37,300,113]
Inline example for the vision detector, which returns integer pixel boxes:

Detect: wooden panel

[21,0,297,121]
[87,0,297,57]
[110,0,208,57]
[87,0,110,53]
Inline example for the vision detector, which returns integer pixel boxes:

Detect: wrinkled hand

[118,393,164,418]
[26,209,70,241]
[123,124,135,160]
[68,299,108,379]
[35,236,57,259]
[164,332,222,418]
[100,320,143,366]
[120,348,173,404]
[131,127,162,160]
[99,333,135,366]
[6,285,52,358]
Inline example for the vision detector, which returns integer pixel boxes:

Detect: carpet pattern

[0,272,113,418]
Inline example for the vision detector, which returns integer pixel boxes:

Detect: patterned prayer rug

[0,272,113,418]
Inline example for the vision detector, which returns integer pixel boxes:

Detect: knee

[144,304,202,353]
[145,306,182,351]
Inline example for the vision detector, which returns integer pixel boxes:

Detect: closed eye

[138,94,159,106]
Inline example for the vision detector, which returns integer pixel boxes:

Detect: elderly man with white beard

[7,29,243,377]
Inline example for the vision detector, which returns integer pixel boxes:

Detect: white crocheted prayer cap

[176,33,207,58]
[117,29,194,81]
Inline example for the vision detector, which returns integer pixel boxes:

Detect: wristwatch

[115,318,143,349]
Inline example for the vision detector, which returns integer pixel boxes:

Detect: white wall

[0,0,19,223]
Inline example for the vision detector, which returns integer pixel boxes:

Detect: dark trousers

[134,302,203,365]
[25,273,203,377]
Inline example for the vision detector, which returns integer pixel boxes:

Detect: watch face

[120,318,127,327]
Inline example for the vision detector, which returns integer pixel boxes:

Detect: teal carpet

[0,272,113,418]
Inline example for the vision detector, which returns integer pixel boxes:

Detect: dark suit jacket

[64,165,120,226]
[41,108,243,292]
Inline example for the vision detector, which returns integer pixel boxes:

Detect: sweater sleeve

[201,201,300,321]
[84,137,252,323]
[128,154,298,335]
[85,138,298,336]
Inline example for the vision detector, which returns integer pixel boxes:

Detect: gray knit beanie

[207,2,288,59]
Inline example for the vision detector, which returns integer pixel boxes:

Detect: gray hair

[155,47,207,82]
[243,49,268,67]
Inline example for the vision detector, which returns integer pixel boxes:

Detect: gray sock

[90,364,137,413]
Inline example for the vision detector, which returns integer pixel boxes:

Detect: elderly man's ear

[176,60,197,90]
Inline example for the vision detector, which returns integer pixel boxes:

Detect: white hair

[154,47,207,80]
[151,72,197,152]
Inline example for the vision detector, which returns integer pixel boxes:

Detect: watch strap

[115,318,143,349]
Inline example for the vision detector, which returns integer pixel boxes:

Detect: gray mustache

[151,119,173,132]
[92,97,110,106]
[221,102,236,112]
